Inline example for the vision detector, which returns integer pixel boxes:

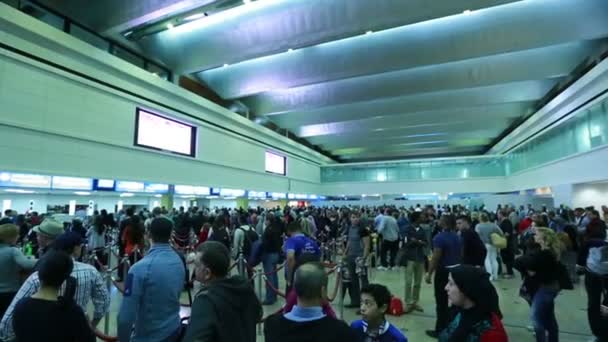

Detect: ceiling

[36,0,608,162]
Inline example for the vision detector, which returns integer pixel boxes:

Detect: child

[351,284,408,342]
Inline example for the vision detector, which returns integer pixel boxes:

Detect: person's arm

[72,304,96,342]
[286,251,296,287]
[232,229,242,259]
[117,268,144,342]
[11,247,36,270]
[362,235,371,261]
[425,248,442,284]
[90,269,110,327]
[0,273,40,341]
[182,296,216,342]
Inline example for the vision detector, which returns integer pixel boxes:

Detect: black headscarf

[447,265,502,341]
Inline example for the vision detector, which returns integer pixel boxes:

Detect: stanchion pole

[104,254,111,335]
[257,268,263,336]
[338,263,345,320]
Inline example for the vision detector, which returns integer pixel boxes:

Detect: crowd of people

[0,201,605,341]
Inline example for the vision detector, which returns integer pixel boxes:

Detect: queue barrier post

[338,261,348,320]
[256,267,264,336]
[103,254,112,336]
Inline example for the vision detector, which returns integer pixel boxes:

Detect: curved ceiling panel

[196,0,608,99]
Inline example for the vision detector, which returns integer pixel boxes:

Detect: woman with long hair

[87,215,107,269]
[515,227,564,342]
[121,215,144,265]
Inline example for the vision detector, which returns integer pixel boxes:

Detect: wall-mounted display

[134,108,197,157]
[95,179,116,191]
[265,151,286,176]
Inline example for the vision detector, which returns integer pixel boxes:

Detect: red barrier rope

[262,275,286,298]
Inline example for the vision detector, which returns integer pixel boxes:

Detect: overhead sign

[144,183,169,193]
[219,188,246,197]
[115,181,145,192]
[52,176,93,190]
[0,172,51,189]
[175,185,210,196]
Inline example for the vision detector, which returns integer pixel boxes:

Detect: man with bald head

[264,262,359,342]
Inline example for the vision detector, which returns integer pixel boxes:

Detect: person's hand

[90,318,100,328]
[425,273,432,284]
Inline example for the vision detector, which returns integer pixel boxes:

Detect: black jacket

[183,276,262,342]
[461,229,486,267]
[264,313,360,342]
[404,225,428,262]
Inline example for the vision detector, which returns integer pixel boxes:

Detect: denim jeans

[531,286,559,342]
[262,252,279,303]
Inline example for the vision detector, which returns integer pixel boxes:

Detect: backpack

[210,228,231,250]
[387,296,404,316]
[238,227,259,257]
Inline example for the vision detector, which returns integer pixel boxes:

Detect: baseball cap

[33,219,64,238]
[53,231,85,252]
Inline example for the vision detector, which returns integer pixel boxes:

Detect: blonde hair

[535,227,563,260]
[0,224,19,244]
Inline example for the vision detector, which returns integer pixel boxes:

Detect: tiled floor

[93,265,593,341]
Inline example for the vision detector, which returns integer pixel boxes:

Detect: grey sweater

[0,244,36,293]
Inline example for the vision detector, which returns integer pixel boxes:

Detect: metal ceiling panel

[243,41,601,115]
[339,146,485,161]
[318,129,503,151]
[196,0,608,99]
[268,80,557,128]
[295,102,530,137]
[141,0,520,74]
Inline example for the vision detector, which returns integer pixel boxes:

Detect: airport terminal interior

[1,0,608,341]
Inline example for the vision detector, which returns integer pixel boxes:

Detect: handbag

[491,233,507,249]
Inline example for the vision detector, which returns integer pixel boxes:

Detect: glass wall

[321,157,506,183]
[322,94,608,183]
[507,95,608,174]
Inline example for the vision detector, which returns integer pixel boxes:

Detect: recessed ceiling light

[167,23,174,30]
[365,30,373,35]
[463,9,472,14]
[287,48,293,52]
[74,191,90,196]
[243,0,251,4]
[120,193,135,197]
[184,13,206,21]
[223,63,229,67]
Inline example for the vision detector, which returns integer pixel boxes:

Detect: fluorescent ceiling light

[287,48,293,52]
[166,23,174,30]
[365,30,373,35]
[184,13,206,21]
[74,191,91,196]
[5,189,35,194]
[120,193,135,197]
[463,9,472,15]
[154,194,162,198]
[223,63,229,67]
[243,0,251,3]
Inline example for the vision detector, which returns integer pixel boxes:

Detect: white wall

[571,182,608,210]
[0,3,323,195]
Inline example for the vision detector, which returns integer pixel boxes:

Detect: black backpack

[210,228,231,250]
[238,227,259,257]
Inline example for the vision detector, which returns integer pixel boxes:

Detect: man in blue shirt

[284,221,320,290]
[117,217,186,342]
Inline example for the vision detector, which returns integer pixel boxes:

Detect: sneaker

[413,304,424,312]
[377,266,387,271]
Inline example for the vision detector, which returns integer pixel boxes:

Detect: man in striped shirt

[0,232,110,341]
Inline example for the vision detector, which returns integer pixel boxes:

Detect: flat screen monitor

[115,181,145,193]
[95,179,115,191]
[265,151,286,176]
[134,108,197,157]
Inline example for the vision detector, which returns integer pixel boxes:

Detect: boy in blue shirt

[351,284,408,342]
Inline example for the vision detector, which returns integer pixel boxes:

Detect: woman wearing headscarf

[439,265,508,341]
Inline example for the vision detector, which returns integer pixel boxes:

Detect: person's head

[294,262,328,306]
[93,215,105,234]
[456,215,471,231]
[213,215,225,230]
[53,231,84,259]
[360,284,391,323]
[194,241,230,284]
[350,211,361,226]
[479,212,490,223]
[446,265,500,316]
[286,221,302,236]
[33,219,64,248]
[238,214,249,226]
[534,227,563,258]
[148,217,173,244]
[126,207,135,217]
[497,210,508,221]
[590,210,600,220]
[3,209,12,217]
[0,224,19,245]
[439,214,456,231]
[152,207,162,217]
[37,249,73,289]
